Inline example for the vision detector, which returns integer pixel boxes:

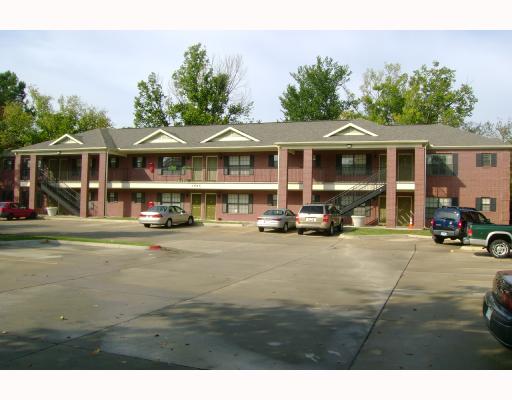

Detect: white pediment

[49,134,84,146]
[134,129,186,145]
[200,127,260,143]
[324,123,378,138]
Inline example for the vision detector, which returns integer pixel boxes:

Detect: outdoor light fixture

[347,144,352,148]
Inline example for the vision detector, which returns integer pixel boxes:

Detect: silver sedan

[257,208,296,233]
[139,205,194,228]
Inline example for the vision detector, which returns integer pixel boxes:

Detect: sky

[1,30,511,128]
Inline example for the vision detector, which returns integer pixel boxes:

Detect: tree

[133,72,170,128]
[279,56,356,121]
[0,71,27,115]
[463,119,512,143]
[0,102,35,150]
[168,43,253,125]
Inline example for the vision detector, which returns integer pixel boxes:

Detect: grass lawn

[0,234,151,246]
[344,227,431,236]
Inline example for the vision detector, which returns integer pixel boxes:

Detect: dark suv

[430,206,488,244]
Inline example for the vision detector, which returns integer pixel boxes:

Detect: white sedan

[257,208,296,233]
[139,205,194,228]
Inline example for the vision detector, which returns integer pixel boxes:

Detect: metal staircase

[325,169,386,215]
[38,169,80,215]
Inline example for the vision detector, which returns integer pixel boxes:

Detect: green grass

[344,227,431,236]
[0,234,151,246]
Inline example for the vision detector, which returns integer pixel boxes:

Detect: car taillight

[467,227,472,236]
[296,216,300,223]
[494,271,512,312]
[457,220,462,229]
[430,218,435,227]
[148,213,162,218]
[322,214,329,223]
[257,217,263,220]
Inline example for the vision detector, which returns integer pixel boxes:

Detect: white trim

[107,181,277,191]
[49,134,84,146]
[133,129,186,145]
[323,123,378,138]
[200,127,260,143]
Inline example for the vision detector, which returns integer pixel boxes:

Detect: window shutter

[476,153,482,167]
[336,154,341,168]
[223,158,229,175]
[452,197,459,207]
[267,194,273,206]
[491,153,497,167]
[157,157,163,169]
[268,155,274,167]
[180,157,186,174]
[476,197,482,211]
[141,193,146,204]
[132,157,137,168]
[250,155,255,167]
[490,198,496,212]
[248,194,253,214]
[315,154,321,168]
[180,193,185,204]
[141,157,146,168]
[132,192,137,202]
[222,194,228,213]
[452,154,458,176]
[156,193,162,203]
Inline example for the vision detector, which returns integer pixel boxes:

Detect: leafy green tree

[168,44,253,125]
[280,56,356,121]
[0,71,27,114]
[463,119,512,143]
[0,102,35,149]
[133,72,170,127]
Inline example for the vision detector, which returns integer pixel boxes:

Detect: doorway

[192,157,203,181]
[206,157,217,182]
[191,193,202,219]
[205,193,216,220]
[396,196,413,226]
[378,196,386,224]
[397,154,414,181]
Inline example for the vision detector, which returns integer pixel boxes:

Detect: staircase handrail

[325,169,386,205]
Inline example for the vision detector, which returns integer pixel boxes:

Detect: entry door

[192,157,203,181]
[205,194,216,220]
[398,154,414,181]
[206,157,217,182]
[378,154,387,181]
[396,196,413,226]
[378,196,386,224]
[191,193,202,219]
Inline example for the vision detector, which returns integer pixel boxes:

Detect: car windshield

[263,209,284,216]
[148,206,168,213]
[434,210,459,220]
[300,205,324,214]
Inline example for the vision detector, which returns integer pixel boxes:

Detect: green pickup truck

[466,222,512,258]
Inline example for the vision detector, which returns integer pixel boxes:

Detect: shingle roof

[15,119,508,152]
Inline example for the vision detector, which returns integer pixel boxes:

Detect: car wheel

[489,239,511,259]
[144,224,151,228]
[165,219,172,229]
[282,223,288,233]
[6,214,13,221]
[258,227,264,232]
[187,216,194,226]
[297,228,304,235]
[433,236,444,244]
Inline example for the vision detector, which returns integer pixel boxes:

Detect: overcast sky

[1,30,511,128]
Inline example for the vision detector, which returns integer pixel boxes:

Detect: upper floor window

[476,153,497,167]
[268,154,278,168]
[476,197,496,212]
[109,156,119,169]
[158,156,184,175]
[313,154,321,168]
[2,158,14,170]
[226,155,254,176]
[426,154,458,176]
[132,156,146,169]
[336,154,369,176]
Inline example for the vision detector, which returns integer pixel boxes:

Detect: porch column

[414,146,426,229]
[386,147,397,228]
[80,153,90,218]
[13,154,21,202]
[28,154,37,210]
[96,152,107,217]
[277,147,288,208]
[303,148,313,204]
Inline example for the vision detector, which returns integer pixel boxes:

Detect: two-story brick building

[2,119,510,228]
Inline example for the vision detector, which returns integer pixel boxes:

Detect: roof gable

[200,127,260,143]
[323,123,378,138]
[133,129,186,145]
[49,134,84,146]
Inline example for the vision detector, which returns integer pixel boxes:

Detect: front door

[205,193,216,220]
[398,154,414,181]
[191,193,202,219]
[206,157,217,182]
[378,196,386,224]
[192,157,203,181]
[397,196,413,226]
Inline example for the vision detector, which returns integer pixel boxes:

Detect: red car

[0,202,38,220]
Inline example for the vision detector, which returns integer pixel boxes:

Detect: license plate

[440,232,448,236]
[306,217,316,222]
[485,307,493,321]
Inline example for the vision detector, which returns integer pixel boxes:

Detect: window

[267,193,277,206]
[426,197,458,219]
[336,154,369,176]
[476,197,496,212]
[132,192,146,204]
[226,155,254,176]
[107,192,118,203]
[2,158,14,170]
[132,156,146,169]
[313,154,321,168]
[159,193,183,208]
[268,154,278,168]
[312,194,321,203]
[88,190,98,202]
[427,154,457,176]
[476,153,497,167]
[158,156,184,175]
[109,156,119,168]
[223,193,253,214]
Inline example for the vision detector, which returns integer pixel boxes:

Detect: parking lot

[0,217,511,369]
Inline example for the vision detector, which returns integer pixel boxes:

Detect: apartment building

[2,119,510,228]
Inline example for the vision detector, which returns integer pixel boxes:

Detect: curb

[0,239,148,250]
